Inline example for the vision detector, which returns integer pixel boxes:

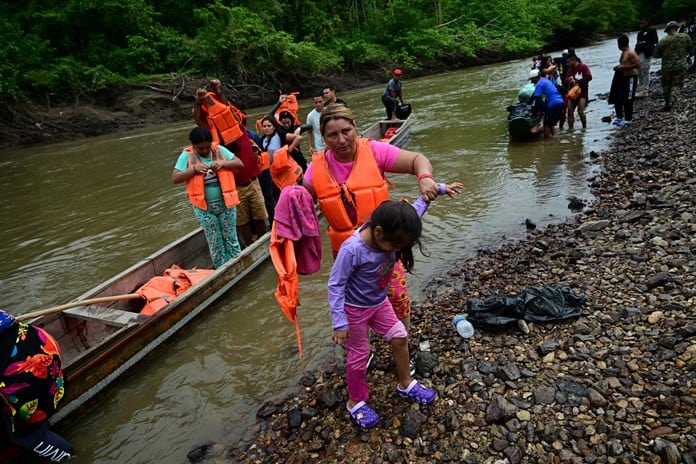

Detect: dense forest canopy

[0,0,690,107]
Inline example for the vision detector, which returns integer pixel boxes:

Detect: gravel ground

[190,73,696,464]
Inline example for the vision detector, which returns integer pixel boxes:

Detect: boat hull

[361,113,413,147]
[30,229,271,423]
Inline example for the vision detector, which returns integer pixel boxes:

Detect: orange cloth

[268,186,322,357]
[269,221,302,356]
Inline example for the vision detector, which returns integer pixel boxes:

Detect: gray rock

[400,409,423,438]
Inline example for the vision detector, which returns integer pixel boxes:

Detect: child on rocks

[328,182,462,428]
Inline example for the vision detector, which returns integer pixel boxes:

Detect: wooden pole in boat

[16,293,142,321]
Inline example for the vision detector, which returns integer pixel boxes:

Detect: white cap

[529,69,540,79]
[562,49,569,55]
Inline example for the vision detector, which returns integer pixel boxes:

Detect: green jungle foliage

[0,0,685,105]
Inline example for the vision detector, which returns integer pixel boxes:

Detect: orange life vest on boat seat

[201,92,245,145]
[270,146,303,190]
[381,127,398,142]
[311,138,390,254]
[138,265,215,316]
[184,144,240,210]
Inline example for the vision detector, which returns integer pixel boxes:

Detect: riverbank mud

[0,71,380,152]
[191,75,696,463]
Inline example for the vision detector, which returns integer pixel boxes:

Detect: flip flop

[396,379,436,404]
[346,401,379,428]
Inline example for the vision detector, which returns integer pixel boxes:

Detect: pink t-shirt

[304,140,399,188]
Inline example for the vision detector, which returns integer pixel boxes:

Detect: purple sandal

[347,401,379,428]
[396,380,436,404]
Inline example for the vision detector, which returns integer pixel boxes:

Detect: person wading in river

[528,69,564,138]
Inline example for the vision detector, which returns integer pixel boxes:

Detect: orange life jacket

[249,137,271,171]
[381,127,398,142]
[276,93,301,126]
[270,145,303,190]
[255,92,301,133]
[184,144,240,210]
[201,92,245,145]
[138,265,215,316]
[311,138,390,253]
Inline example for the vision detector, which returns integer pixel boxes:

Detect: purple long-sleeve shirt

[328,185,445,330]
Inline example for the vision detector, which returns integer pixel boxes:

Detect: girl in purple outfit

[328,183,462,428]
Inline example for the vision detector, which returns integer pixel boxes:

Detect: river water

[1,36,632,462]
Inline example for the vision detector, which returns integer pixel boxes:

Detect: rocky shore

[193,75,695,463]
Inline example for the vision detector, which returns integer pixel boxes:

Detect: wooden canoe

[361,113,413,147]
[26,228,272,424]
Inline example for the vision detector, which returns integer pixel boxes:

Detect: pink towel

[273,186,322,275]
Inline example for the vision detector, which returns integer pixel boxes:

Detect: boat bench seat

[63,305,148,327]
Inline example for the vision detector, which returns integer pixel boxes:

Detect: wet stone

[534,386,556,405]
[317,390,340,409]
[498,362,521,381]
[414,350,438,375]
[287,409,303,429]
[400,409,423,438]
[537,340,559,355]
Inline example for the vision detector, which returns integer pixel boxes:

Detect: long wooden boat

[25,229,272,425]
[361,112,413,147]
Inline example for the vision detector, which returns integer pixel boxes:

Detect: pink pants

[344,299,408,403]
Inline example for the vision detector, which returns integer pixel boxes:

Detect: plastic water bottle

[453,315,474,338]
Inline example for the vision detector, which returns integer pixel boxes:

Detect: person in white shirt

[306,90,325,154]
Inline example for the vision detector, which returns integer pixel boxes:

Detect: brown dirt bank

[191,75,695,463]
[0,49,538,153]
[0,77,303,152]
[0,69,399,152]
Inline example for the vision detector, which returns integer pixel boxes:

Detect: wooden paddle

[16,293,143,321]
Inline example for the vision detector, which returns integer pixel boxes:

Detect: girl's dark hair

[370,200,423,272]
[189,126,213,144]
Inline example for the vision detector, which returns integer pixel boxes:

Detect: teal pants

[193,200,241,268]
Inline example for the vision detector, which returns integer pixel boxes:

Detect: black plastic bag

[466,285,586,330]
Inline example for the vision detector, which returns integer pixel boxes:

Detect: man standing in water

[529,69,564,139]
